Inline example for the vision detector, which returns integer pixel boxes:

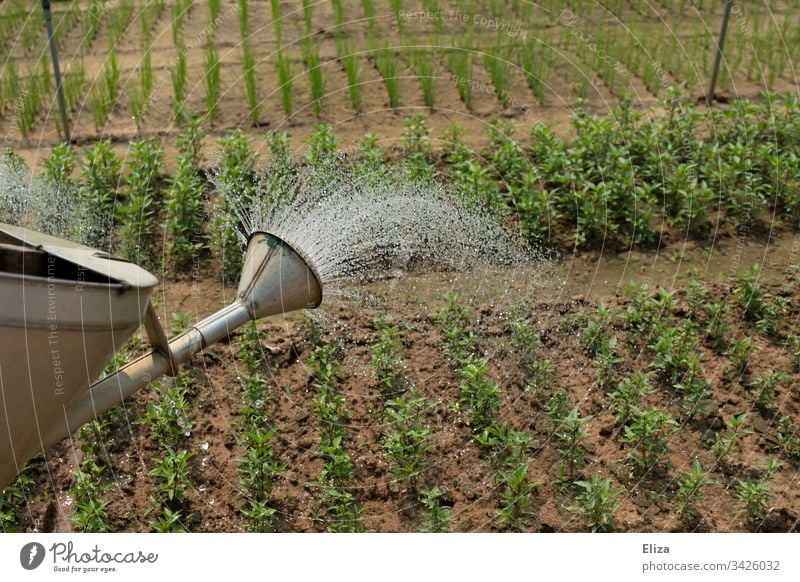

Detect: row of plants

[302,316,365,532]
[22,93,800,281]
[572,270,794,528]
[433,294,540,530]
[138,315,197,532]
[369,317,452,531]
[236,322,285,531]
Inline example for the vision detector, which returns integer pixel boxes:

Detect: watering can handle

[43,302,252,449]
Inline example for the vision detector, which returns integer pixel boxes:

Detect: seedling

[749,372,787,410]
[242,41,260,123]
[0,472,34,532]
[384,391,431,490]
[485,47,511,105]
[570,475,622,532]
[205,44,221,123]
[458,356,502,433]
[412,49,434,108]
[475,423,530,471]
[149,446,193,504]
[374,46,399,108]
[583,303,612,355]
[726,336,758,379]
[623,408,677,473]
[150,506,186,532]
[117,139,163,268]
[370,320,404,396]
[595,336,623,390]
[71,463,110,533]
[787,335,800,370]
[172,46,188,120]
[556,408,590,480]
[775,416,800,460]
[674,459,714,519]
[711,413,750,466]
[733,265,786,336]
[306,124,339,165]
[275,49,292,117]
[609,372,652,425]
[303,39,325,116]
[419,486,451,533]
[545,388,572,427]
[44,142,78,187]
[497,463,538,531]
[337,39,361,112]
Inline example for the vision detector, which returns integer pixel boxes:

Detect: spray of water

[236,163,549,285]
[0,160,77,239]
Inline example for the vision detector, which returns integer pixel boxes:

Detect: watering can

[0,223,322,488]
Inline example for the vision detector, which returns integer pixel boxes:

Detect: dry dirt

[14,233,800,533]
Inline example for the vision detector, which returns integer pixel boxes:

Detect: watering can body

[0,226,321,489]
[0,223,157,487]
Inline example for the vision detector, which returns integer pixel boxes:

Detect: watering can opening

[0,225,323,489]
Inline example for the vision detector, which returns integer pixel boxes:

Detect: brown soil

[14,234,800,533]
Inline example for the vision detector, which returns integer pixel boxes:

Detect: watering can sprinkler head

[237,231,323,320]
[0,225,322,488]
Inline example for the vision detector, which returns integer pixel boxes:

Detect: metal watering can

[0,223,322,488]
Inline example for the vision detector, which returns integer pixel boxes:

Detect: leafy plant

[71,463,110,533]
[675,459,713,519]
[166,151,206,271]
[305,123,339,164]
[623,408,677,473]
[211,128,257,283]
[570,475,622,532]
[609,372,652,425]
[475,423,530,471]
[749,372,787,410]
[43,142,78,187]
[555,409,590,480]
[726,336,758,378]
[458,356,501,434]
[238,428,285,531]
[371,320,404,396]
[497,463,537,530]
[149,446,193,504]
[117,138,163,268]
[733,265,787,336]
[419,486,451,532]
[711,413,750,466]
[787,335,800,370]
[384,391,431,490]
[77,140,122,249]
[0,472,34,532]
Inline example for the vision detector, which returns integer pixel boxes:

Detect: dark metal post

[41,0,71,142]
[707,0,734,105]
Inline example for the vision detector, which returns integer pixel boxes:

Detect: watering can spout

[0,228,322,488]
